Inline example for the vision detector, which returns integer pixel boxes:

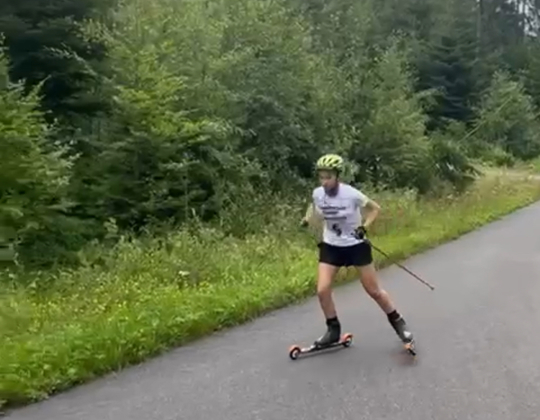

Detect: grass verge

[1,172,540,409]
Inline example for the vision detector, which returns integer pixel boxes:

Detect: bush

[473,71,540,161]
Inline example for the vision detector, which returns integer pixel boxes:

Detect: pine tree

[414,0,480,130]
[0,0,112,126]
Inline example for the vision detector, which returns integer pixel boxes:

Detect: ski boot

[388,313,416,355]
[314,317,341,349]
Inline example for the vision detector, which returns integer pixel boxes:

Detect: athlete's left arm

[361,198,381,229]
[356,190,380,229]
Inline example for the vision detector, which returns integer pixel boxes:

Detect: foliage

[414,0,480,130]
[0,46,75,266]
[1,172,539,408]
[2,0,540,406]
[473,71,540,160]
[0,0,113,126]
[0,0,539,268]
[347,42,435,192]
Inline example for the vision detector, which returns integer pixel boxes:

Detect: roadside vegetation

[1,0,540,409]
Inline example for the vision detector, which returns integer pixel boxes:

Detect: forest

[1,0,540,267]
[2,0,540,407]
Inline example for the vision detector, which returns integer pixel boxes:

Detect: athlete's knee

[359,269,385,299]
[317,282,332,299]
[366,286,386,300]
[317,262,335,298]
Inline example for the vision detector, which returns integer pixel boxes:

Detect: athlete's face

[318,170,338,191]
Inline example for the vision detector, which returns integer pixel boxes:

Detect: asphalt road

[6,202,540,420]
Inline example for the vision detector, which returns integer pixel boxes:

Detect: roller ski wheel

[288,333,353,360]
[403,340,416,356]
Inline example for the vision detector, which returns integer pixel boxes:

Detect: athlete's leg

[314,244,342,346]
[353,242,414,344]
[317,261,339,319]
[357,262,395,313]
[357,262,414,343]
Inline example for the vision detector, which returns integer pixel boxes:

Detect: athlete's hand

[354,225,367,239]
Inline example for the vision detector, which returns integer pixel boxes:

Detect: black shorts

[318,241,373,267]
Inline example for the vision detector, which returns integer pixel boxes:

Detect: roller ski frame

[288,333,353,360]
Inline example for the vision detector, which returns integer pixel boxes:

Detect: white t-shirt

[312,183,370,247]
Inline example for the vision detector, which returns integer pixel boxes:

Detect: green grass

[1,171,540,409]
[528,157,540,173]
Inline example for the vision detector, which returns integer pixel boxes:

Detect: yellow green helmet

[316,154,344,172]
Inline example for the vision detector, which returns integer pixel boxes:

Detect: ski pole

[370,242,435,291]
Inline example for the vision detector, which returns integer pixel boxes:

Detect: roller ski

[389,313,416,356]
[288,333,353,360]
[288,318,353,360]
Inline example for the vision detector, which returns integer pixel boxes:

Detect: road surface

[6,202,540,420]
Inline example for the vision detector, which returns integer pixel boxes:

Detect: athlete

[301,153,414,348]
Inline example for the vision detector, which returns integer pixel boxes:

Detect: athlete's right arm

[301,189,321,228]
[300,189,315,226]
[301,203,312,227]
